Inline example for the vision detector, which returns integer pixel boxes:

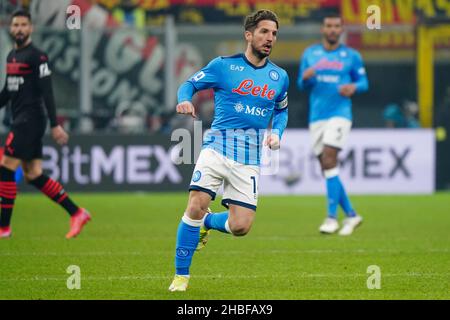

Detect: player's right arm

[0,81,10,108]
[297,49,316,91]
[176,57,222,118]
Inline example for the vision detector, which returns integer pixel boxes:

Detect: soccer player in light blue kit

[169,10,289,291]
[298,14,368,235]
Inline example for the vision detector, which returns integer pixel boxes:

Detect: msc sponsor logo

[317,74,340,83]
[234,102,245,113]
[234,103,268,117]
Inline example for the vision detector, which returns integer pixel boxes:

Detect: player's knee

[23,170,42,182]
[321,155,337,170]
[186,199,209,220]
[229,222,252,236]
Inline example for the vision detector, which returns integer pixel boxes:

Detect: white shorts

[309,117,352,156]
[189,148,259,211]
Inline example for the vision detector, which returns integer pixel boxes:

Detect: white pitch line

[1,273,449,282]
[0,248,449,256]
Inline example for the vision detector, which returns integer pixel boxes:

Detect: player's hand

[264,133,280,150]
[339,84,357,97]
[176,101,197,118]
[302,67,316,81]
[51,125,69,145]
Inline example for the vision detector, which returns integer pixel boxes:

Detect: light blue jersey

[178,53,289,165]
[297,44,369,123]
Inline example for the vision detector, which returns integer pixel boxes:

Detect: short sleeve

[187,57,222,90]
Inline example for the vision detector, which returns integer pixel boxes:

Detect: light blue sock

[325,168,340,219]
[337,178,356,217]
[204,211,231,234]
[175,215,201,276]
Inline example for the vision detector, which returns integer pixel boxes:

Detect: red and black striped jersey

[0,43,57,127]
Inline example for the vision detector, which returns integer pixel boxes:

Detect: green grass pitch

[0,192,449,300]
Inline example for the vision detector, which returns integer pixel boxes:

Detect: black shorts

[4,120,46,161]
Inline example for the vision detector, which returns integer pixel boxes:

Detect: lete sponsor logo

[232,79,276,100]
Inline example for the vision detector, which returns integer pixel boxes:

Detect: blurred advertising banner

[26,0,340,26]
[24,0,450,26]
[1,130,435,193]
[342,0,450,25]
[260,129,435,195]
[7,134,194,192]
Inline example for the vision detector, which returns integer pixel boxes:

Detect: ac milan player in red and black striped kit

[0,9,91,239]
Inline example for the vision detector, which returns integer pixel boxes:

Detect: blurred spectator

[383,100,420,128]
[113,101,148,134]
[436,86,450,189]
[112,0,145,28]
[435,86,450,142]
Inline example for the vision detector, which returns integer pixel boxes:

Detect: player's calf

[28,174,80,216]
[228,205,255,236]
[0,166,17,232]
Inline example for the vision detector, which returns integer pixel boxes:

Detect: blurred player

[169,10,289,291]
[0,9,91,239]
[297,14,368,235]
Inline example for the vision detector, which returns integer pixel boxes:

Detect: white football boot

[338,215,363,236]
[319,218,339,234]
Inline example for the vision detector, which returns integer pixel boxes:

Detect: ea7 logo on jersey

[192,71,205,82]
[39,63,51,78]
[230,65,244,71]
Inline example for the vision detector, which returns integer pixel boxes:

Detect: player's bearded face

[322,18,343,45]
[248,20,278,60]
[10,16,32,47]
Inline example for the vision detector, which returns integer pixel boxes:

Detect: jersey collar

[241,53,269,70]
[14,41,33,52]
[320,43,343,53]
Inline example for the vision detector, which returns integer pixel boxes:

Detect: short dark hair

[11,9,32,23]
[244,10,279,32]
[322,12,342,23]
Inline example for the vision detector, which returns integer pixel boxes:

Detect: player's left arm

[36,53,68,145]
[267,75,289,150]
[339,51,369,97]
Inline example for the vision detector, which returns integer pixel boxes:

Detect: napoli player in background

[169,10,289,291]
[298,13,368,236]
[0,10,91,239]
